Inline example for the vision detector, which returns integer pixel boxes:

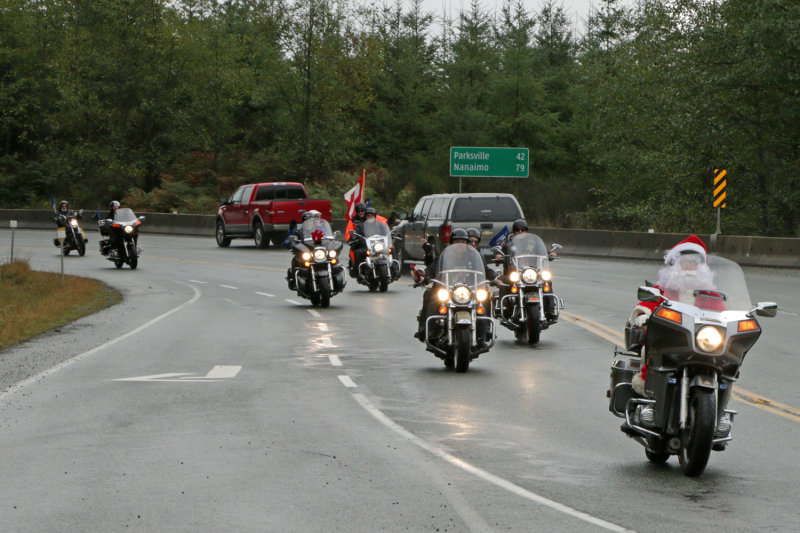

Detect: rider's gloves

[633,311,651,327]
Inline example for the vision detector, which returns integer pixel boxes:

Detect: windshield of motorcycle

[113,208,138,223]
[361,219,391,238]
[657,255,752,311]
[300,218,333,242]
[437,243,486,288]
[508,233,549,270]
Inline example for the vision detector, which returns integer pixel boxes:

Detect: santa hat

[664,235,707,266]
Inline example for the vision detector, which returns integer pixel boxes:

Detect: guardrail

[2,209,797,268]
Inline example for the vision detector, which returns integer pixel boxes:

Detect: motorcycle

[608,255,777,476]
[53,210,88,256]
[492,234,563,344]
[286,217,346,307]
[99,208,144,269]
[415,242,495,372]
[350,219,401,292]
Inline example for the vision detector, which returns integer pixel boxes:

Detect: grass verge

[0,259,122,350]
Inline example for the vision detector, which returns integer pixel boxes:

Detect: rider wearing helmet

[107,200,121,220]
[350,207,380,282]
[53,200,80,225]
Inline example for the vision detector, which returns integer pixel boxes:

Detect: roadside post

[711,168,727,251]
[450,147,529,192]
[10,220,17,262]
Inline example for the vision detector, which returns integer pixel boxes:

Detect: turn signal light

[477,306,485,315]
[738,320,759,332]
[655,307,682,324]
[543,286,551,293]
[438,306,447,314]
[511,286,518,293]
[304,261,310,267]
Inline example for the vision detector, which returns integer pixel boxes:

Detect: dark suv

[395,193,524,266]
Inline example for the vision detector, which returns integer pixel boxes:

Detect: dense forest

[1,0,798,236]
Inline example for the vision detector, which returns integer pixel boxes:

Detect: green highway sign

[450,147,529,178]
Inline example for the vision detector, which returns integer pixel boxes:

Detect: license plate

[56,228,66,239]
[455,311,471,322]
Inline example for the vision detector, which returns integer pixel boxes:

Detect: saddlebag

[332,265,346,292]
[609,356,640,417]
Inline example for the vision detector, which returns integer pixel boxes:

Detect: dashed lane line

[255,292,275,297]
[218,284,238,290]
[329,356,342,367]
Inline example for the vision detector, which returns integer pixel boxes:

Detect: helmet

[365,207,377,216]
[59,200,68,209]
[355,202,367,213]
[466,228,480,242]
[450,228,469,243]
[512,219,528,233]
[301,211,315,221]
[109,200,120,210]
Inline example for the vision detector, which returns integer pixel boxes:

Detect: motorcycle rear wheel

[678,389,716,476]
[455,325,471,373]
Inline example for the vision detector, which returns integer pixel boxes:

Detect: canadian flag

[343,169,365,222]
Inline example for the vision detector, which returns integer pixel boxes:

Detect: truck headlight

[696,326,724,352]
[453,286,471,304]
[521,268,537,283]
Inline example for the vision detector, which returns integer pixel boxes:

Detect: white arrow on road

[114,365,241,382]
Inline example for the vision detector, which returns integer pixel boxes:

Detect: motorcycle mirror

[138,216,146,221]
[333,230,341,239]
[754,302,778,318]
[637,286,662,302]
[550,243,563,251]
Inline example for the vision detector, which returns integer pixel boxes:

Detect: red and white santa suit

[630,235,722,394]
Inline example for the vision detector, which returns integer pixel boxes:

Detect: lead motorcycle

[54,210,88,256]
[608,256,777,476]
[99,208,144,269]
[350,219,401,292]
[286,217,346,307]
[415,243,495,372]
[492,234,563,344]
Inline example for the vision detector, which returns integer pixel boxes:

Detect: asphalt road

[1,229,799,532]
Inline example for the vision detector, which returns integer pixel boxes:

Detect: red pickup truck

[215,182,332,248]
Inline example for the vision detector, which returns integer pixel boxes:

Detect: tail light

[440,224,451,244]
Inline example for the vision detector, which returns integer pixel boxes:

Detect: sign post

[450,147,529,192]
[711,169,727,250]
[10,220,17,263]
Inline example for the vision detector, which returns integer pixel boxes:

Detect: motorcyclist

[346,203,368,277]
[53,200,80,225]
[629,235,723,395]
[414,229,491,343]
[286,210,322,290]
[349,207,378,282]
[100,200,126,256]
[467,228,497,280]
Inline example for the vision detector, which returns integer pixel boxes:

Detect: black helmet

[466,228,480,241]
[512,219,528,233]
[365,207,377,216]
[355,202,367,213]
[109,200,120,210]
[450,228,469,243]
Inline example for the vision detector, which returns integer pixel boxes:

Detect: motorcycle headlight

[328,250,337,259]
[541,270,552,281]
[313,249,327,262]
[302,252,312,261]
[373,242,385,253]
[475,288,489,302]
[437,288,450,302]
[509,271,520,283]
[696,326,724,352]
[521,268,537,283]
[453,286,471,304]
[124,225,134,234]
[70,219,79,227]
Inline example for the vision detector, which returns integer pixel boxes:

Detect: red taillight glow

[440,225,451,244]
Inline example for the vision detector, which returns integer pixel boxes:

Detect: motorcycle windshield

[114,208,138,223]
[659,255,753,312]
[300,219,334,242]
[437,243,486,288]
[361,219,391,238]
[508,233,549,270]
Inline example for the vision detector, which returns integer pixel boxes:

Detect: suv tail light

[440,224,451,244]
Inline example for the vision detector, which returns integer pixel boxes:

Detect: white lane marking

[350,393,635,533]
[338,375,357,388]
[329,355,342,366]
[318,337,334,348]
[318,323,329,332]
[1,282,202,401]
[286,299,302,306]
[780,310,799,317]
[255,292,275,297]
[308,309,321,318]
[114,365,242,383]
[218,284,238,290]
[204,365,242,379]
[188,279,207,284]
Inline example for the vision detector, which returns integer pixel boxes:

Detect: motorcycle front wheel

[678,388,716,476]
[128,243,138,270]
[455,325,471,373]
[526,303,541,345]
[318,276,331,308]
[77,238,86,256]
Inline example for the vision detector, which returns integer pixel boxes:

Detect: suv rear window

[450,197,522,222]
